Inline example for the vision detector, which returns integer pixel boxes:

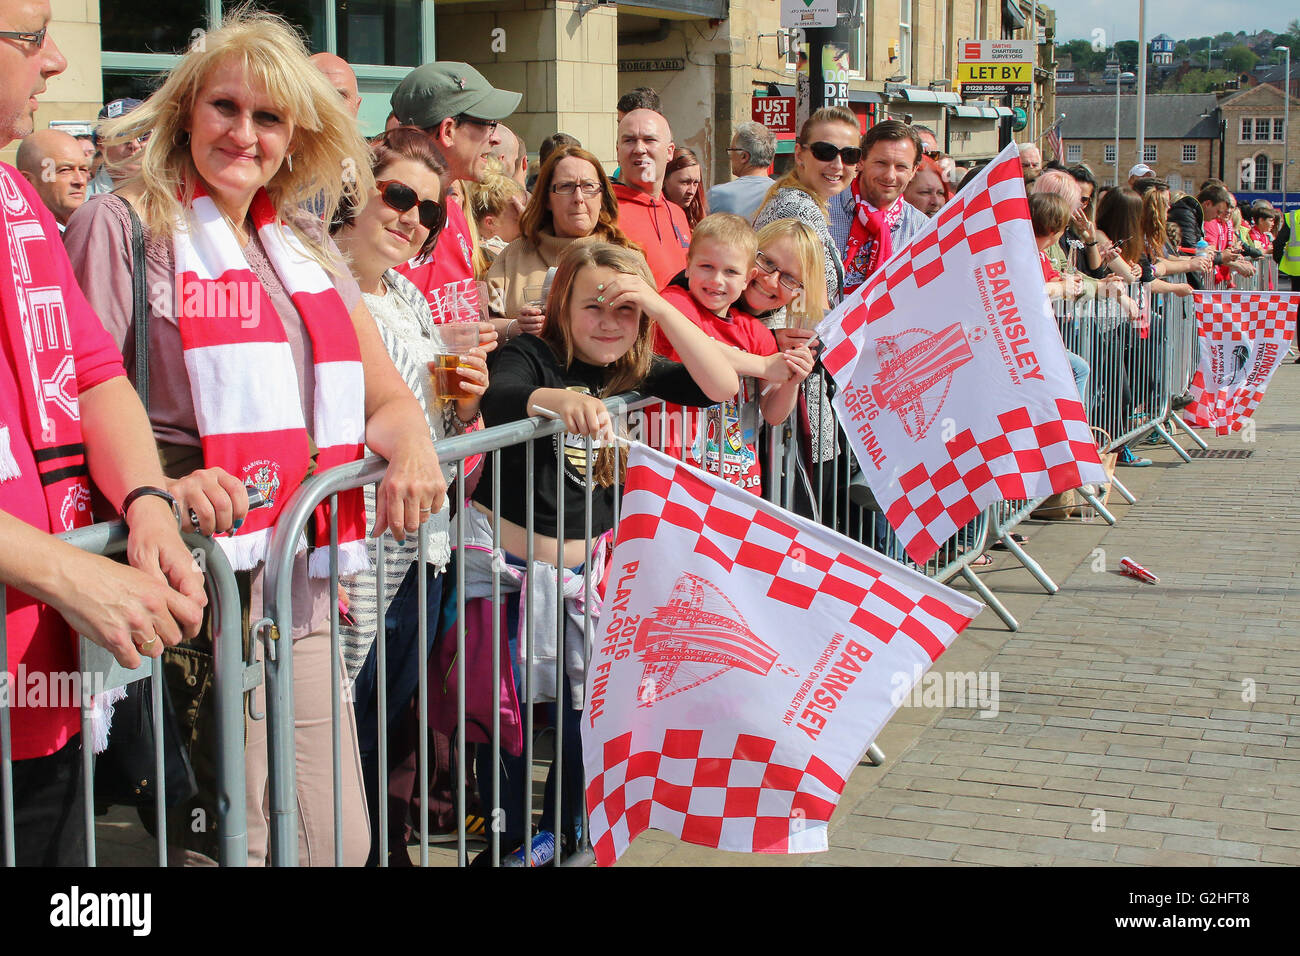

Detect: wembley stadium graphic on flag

[816,142,1107,564]
[581,445,982,865]
[1181,291,1299,435]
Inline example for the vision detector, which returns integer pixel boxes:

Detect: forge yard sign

[958,39,1034,97]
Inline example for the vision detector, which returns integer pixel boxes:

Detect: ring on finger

[141,636,159,650]
[188,507,201,531]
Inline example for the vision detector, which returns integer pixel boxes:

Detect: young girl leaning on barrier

[460,241,737,865]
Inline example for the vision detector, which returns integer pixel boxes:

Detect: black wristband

[121,486,180,524]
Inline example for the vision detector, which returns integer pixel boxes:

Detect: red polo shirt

[613,182,692,288]
[396,194,479,323]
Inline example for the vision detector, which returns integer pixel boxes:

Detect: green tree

[1223,44,1259,73]
[1174,42,1190,59]
[1114,39,1138,70]
[1174,69,1237,93]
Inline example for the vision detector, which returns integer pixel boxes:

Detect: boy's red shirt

[653,282,777,494]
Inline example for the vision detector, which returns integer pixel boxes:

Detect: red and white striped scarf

[174,187,367,576]
[842,180,904,294]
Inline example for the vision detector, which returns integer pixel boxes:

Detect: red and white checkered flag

[817,142,1107,564]
[582,444,982,865]
[1182,291,1299,435]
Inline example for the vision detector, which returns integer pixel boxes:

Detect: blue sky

[1052,0,1296,44]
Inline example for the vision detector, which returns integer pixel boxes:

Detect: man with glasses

[707,120,775,222]
[389,61,521,321]
[85,97,144,197]
[0,2,206,866]
[828,119,927,296]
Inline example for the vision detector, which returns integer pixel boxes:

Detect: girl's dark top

[473,332,713,540]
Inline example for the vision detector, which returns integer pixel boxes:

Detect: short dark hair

[538,132,581,168]
[1197,183,1231,206]
[860,120,922,167]
[1131,176,1168,195]
[617,87,661,115]
[332,126,447,257]
[1065,163,1097,189]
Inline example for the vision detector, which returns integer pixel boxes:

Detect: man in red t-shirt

[652,215,813,493]
[0,4,205,866]
[389,62,521,336]
[614,109,693,288]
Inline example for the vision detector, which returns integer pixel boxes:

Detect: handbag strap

[125,198,149,409]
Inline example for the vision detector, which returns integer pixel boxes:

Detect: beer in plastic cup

[429,322,479,401]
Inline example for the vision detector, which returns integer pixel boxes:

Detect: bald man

[16,129,89,230]
[490,122,528,188]
[310,51,361,119]
[613,108,691,285]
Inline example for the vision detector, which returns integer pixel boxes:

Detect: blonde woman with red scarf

[65,10,444,865]
[827,120,929,298]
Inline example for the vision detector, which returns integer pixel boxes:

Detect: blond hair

[688,212,758,264]
[99,5,373,268]
[754,218,829,322]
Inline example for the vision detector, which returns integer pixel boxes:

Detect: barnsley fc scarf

[174,187,367,575]
[0,165,93,533]
[842,180,904,294]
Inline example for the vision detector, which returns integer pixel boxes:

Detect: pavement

[95,359,1300,868]
[618,360,1300,867]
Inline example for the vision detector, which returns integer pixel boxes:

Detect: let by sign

[753,96,797,135]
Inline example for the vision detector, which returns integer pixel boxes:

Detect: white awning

[949,104,999,119]
[993,106,1015,117]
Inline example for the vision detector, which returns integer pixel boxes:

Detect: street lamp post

[1276,46,1292,214]
[1115,70,1135,185]
[1136,0,1147,165]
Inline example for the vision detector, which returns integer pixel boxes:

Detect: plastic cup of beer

[429,322,479,402]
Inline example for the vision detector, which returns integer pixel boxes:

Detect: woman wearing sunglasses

[753,105,861,309]
[330,125,489,864]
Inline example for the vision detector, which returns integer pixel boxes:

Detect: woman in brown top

[65,9,443,866]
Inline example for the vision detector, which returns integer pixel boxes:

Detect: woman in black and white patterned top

[752,105,861,308]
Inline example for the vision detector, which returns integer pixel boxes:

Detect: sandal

[969,552,994,567]
[991,532,1029,550]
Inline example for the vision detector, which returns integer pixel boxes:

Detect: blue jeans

[1067,350,1090,405]
[473,552,586,848]
[352,561,444,866]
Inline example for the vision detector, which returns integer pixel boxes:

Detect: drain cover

[1188,449,1255,459]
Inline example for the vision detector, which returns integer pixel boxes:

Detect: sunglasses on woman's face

[375,179,446,234]
[805,141,862,164]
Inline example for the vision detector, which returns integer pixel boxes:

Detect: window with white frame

[1143,144,1157,163]
[1067,144,1082,162]
[1275,118,1286,142]
[1274,161,1284,190]
[1104,144,1116,165]
[1182,143,1197,163]
[1255,154,1270,189]
[1256,118,1272,141]
[898,0,912,81]
[1241,117,1252,141]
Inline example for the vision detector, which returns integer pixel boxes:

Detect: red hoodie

[613,182,692,287]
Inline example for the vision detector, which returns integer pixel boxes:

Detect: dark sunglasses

[375,179,446,234]
[806,141,862,164]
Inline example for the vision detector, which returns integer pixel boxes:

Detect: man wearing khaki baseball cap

[390,62,522,324]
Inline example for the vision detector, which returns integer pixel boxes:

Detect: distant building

[1151,34,1175,66]
[1057,92,1219,189]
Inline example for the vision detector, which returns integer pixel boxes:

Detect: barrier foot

[998,533,1058,595]
[1076,487,1117,526]
[1152,422,1193,463]
[559,846,596,868]
[1168,416,1209,451]
[1109,474,1137,505]
[960,565,1019,631]
[865,743,886,766]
